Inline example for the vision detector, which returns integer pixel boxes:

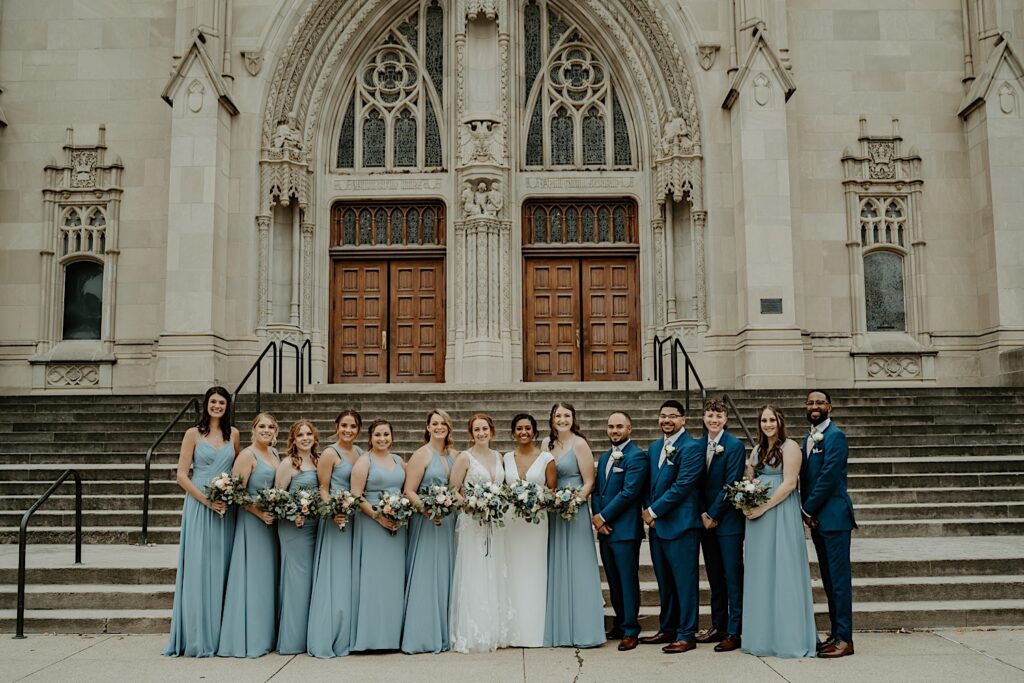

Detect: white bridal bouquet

[462,481,510,527]
[505,480,552,524]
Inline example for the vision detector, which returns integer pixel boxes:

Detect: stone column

[651,216,667,329]
[255,214,271,330]
[300,218,314,331]
[692,210,708,330]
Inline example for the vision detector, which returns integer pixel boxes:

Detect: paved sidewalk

[2,630,1022,683]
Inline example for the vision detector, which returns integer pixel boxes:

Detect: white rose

[435,493,446,504]
[715,444,724,454]
[812,432,824,443]
[519,492,528,501]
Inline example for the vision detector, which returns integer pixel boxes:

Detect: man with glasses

[801,390,857,658]
[639,400,703,654]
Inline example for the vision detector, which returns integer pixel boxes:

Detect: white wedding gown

[503,451,554,647]
[449,451,512,653]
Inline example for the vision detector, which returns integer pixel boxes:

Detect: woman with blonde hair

[275,419,320,654]
[218,413,281,657]
[401,409,458,653]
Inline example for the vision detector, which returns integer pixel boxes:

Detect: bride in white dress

[503,413,557,647]
[449,414,512,653]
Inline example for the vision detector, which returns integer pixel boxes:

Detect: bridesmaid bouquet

[462,481,510,528]
[418,484,460,522]
[505,481,552,524]
[374,491,415,536]
[319,490,365,531]
[252,487,294,520]
[549,486,584,521]
[204,473,247,508]
[287,487,322,522]
[724,478,772,512]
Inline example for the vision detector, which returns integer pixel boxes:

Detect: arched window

[863,250,905,332]
[336,1,445,171]
[62,260,103,340]
[522,0,634,169]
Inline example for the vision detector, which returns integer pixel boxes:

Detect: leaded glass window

[336,1,446,170]
[62,260,103,340]
[522,199,638,245]
[521,0,635,169]
[331,201,446,247]
[864,251,906,332]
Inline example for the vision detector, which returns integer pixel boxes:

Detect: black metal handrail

[232,341,278,419]
[653,334,706,415]
[299,338,312,393]
[141,398,200,545]
[278,340,300,393]
[15,468,82,639]
[721,392,756,449]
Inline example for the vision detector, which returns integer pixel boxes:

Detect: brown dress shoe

[662,640,697,654]
[639,632,675,645]
[714,635,741,652]
[816,635,835,653]
[618,636,639,651]
[817,639,854,658]
[694,627,725,644]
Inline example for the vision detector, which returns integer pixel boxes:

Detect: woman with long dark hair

[350,418,407,651]
[164,386,241,657]
[541,403,605,648]
[218,412,281,657]
[401,409,458,654]
[275,419,321,654]
[740,405,817,658]
[307,409,363,658]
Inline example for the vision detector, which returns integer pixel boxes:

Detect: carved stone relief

[187,79,204,113]
[46,364,100,388]
[459,118,505,166]
[461,178,503,219]
[866,355,922,379]
[753,73,770,106]
[242,50,263,76]
[697,44,720,71]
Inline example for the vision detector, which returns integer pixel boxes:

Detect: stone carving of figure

[484,181,503,217]
[660,108,692,156]
[474,181,490,214]
[462,184,482,217]
[272,115,303,152]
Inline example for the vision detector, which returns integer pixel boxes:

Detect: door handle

[381,330,388,351]
[575,327,581,349]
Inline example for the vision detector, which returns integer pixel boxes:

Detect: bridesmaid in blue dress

[307,409,363,658]
[401,409,457,654]
[350,418,407,652]
[275,419,321,654]
[542,403,606,649]
[218,412,281,657]
[164,386,241,657]
[741,405,817,658]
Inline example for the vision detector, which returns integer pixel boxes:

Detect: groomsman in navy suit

[695,398,747,652]
[801,390,857,658]
[640,399,704,654]
[592,411,648,651]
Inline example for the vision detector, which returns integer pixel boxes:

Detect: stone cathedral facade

[1,0,1022,393]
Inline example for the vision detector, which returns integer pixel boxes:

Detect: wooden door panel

[583,258,639,381]
[525,259,580,382]
[331,262,387,383]
[389,260,445,383]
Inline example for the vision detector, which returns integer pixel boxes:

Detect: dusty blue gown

[351,453,407,651]
[275,468,319,654]
[401,449,455,654]
[307,446,358,658]
[543,445,606,648]
[164,439,237,657]
[217,453,278,657]
[741,462,818,658]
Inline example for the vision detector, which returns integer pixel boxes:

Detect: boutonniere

[714,444,724,455]
[664,443,677,456]
[611,449,624,462]
[811,431,824,443]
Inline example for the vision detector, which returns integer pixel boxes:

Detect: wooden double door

[330,259,445,383]
[524,256,639,382]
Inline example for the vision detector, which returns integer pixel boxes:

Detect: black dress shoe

[638,631,675,645]
[816,635,836,653]
[606,629,624,640]
[695,627,725,643]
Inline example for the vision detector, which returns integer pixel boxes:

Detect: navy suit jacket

[645,432,704,540]
[699,429,747,536]
[800,421,857,532]
[593,441,647,542]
